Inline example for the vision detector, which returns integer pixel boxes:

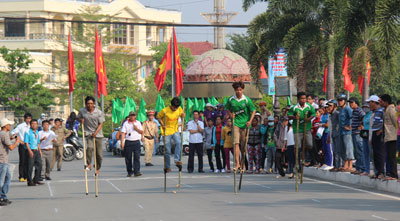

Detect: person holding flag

[225,81,256,172]
[157,97,185,172]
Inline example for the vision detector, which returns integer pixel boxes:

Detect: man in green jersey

[225,81,256,171]
[287,92,316,153]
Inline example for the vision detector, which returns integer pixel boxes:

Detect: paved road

[1,147,400,221]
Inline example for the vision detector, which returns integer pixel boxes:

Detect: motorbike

[63,132,84,161]
[106,128,145,157]
[157,131,190,156]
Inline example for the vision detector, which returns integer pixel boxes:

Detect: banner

[268,49,288,95]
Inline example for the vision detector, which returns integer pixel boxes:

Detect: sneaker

[45,176,52,181]
[19,178,25,182]
[145,163,154,166]
[209,169,214,173]
[319,165,327,170]
[0,198,11,205]
[134,172,142,177]
[214,169,220,173]
[221,169,225,173]
[35,181,45,185]
[27,182,36,186]
[0,200,7,206]
[322,166,333,171]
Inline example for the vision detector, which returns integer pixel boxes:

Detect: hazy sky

[140,0,267,43]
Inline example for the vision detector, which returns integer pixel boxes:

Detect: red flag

[68,32,76,95]
[154,38,172,91]
[95,29,107,97]
[357,61,371,94]
[323,65,328,93]
[259,61,268,79]
[342,47,355,93]
[173,28,184,97]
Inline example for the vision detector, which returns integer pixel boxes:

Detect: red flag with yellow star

[95,29,108,97]
[154,38,172,92]
[173,28,184,96]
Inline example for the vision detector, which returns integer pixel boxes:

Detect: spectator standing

[11,113,31,182]
[212,116,225,173]
[247,118,261,174]
[204,119,215,172]
[187,110,205,173]
[222,119,233,173]
[337,94,354,172]
[39,120,56,180]
[349,97,365,175]
[368,95,385,179]
[51,118,72,171]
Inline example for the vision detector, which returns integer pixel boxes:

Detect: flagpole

[101,94,104,112]
[171,26,176,98]
[70,92,73,114]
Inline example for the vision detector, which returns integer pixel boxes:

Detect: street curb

[304,167,400,194]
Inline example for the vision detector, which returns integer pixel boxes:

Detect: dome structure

[184,49,251,82]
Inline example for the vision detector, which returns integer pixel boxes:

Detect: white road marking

[137,204,144,209]
[106,180,122,193]
[372,215,389,220]
[47,182,54,197]
[311,199,321,203]
[54,208,58,213]
[245,181,271,189]
[305,177,400,201]
[264,216,275,220]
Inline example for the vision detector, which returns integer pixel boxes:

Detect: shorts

[233,125,247,148]
[294,131,313,150]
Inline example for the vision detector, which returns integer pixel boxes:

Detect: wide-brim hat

[0,118,15,127]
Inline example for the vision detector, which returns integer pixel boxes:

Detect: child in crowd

[285,120,295,178]
[222,118,233,173]
[203,119,215,172]
[265,116,276,174]
[247,118,261,174]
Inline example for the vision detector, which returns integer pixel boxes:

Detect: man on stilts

[156,97,185,173]
[287,92,316,181]
[78,96,105,176]
[225,81,256,174]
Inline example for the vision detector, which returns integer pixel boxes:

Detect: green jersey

[266,127,276,148]
[225,94,256,129]
[287,103,316,133]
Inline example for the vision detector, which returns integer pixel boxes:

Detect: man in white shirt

[121,111,143,177]
[39,120,57,180]
[187,110,204,173]
[11,113,32,182]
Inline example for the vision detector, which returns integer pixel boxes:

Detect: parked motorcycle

[63,132,84,161]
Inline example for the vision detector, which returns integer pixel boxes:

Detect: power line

[2,16,248,28]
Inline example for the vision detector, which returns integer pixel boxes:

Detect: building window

[5,18,25,37]
[113,24,127,45]
[146,26,152,46]
[129,25,135,45]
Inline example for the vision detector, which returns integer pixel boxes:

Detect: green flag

[114,97,124,124]
[223,97,228,106]
[112,99,118,124]
[123,96,137,119]
[180,95,184,110]
[137,97,147,123]
[199,98,205,112]
[210,96,219,106]
[155,94,165,113]
[185,98,193,122]
[287,96,292,106]
[193,97,199,112]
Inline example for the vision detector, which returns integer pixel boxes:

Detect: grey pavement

[1,147,400,221]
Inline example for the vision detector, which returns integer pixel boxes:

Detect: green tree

[0,47,55,115]
[226,33,251,61]
[144,42,194,109]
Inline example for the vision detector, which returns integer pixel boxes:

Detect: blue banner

[268,49,288,95]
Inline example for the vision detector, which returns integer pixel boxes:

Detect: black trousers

[27,150,42,183]
[275,149,285,176]
[125,140,141,175]
[206,149,214,171]
[260,146,266,169]
[372,132,385,176]
[18,144,27,179]
[187,143,203,172]
[214,144,226,170]
[385,141,398,178]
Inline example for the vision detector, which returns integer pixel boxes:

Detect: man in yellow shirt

[157,97,185,172]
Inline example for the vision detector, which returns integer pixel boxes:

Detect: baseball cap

[366,95,380,103]
[0,118,15,128]
[129,111,136,116]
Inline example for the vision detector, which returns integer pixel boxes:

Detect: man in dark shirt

[349,97,365,175]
